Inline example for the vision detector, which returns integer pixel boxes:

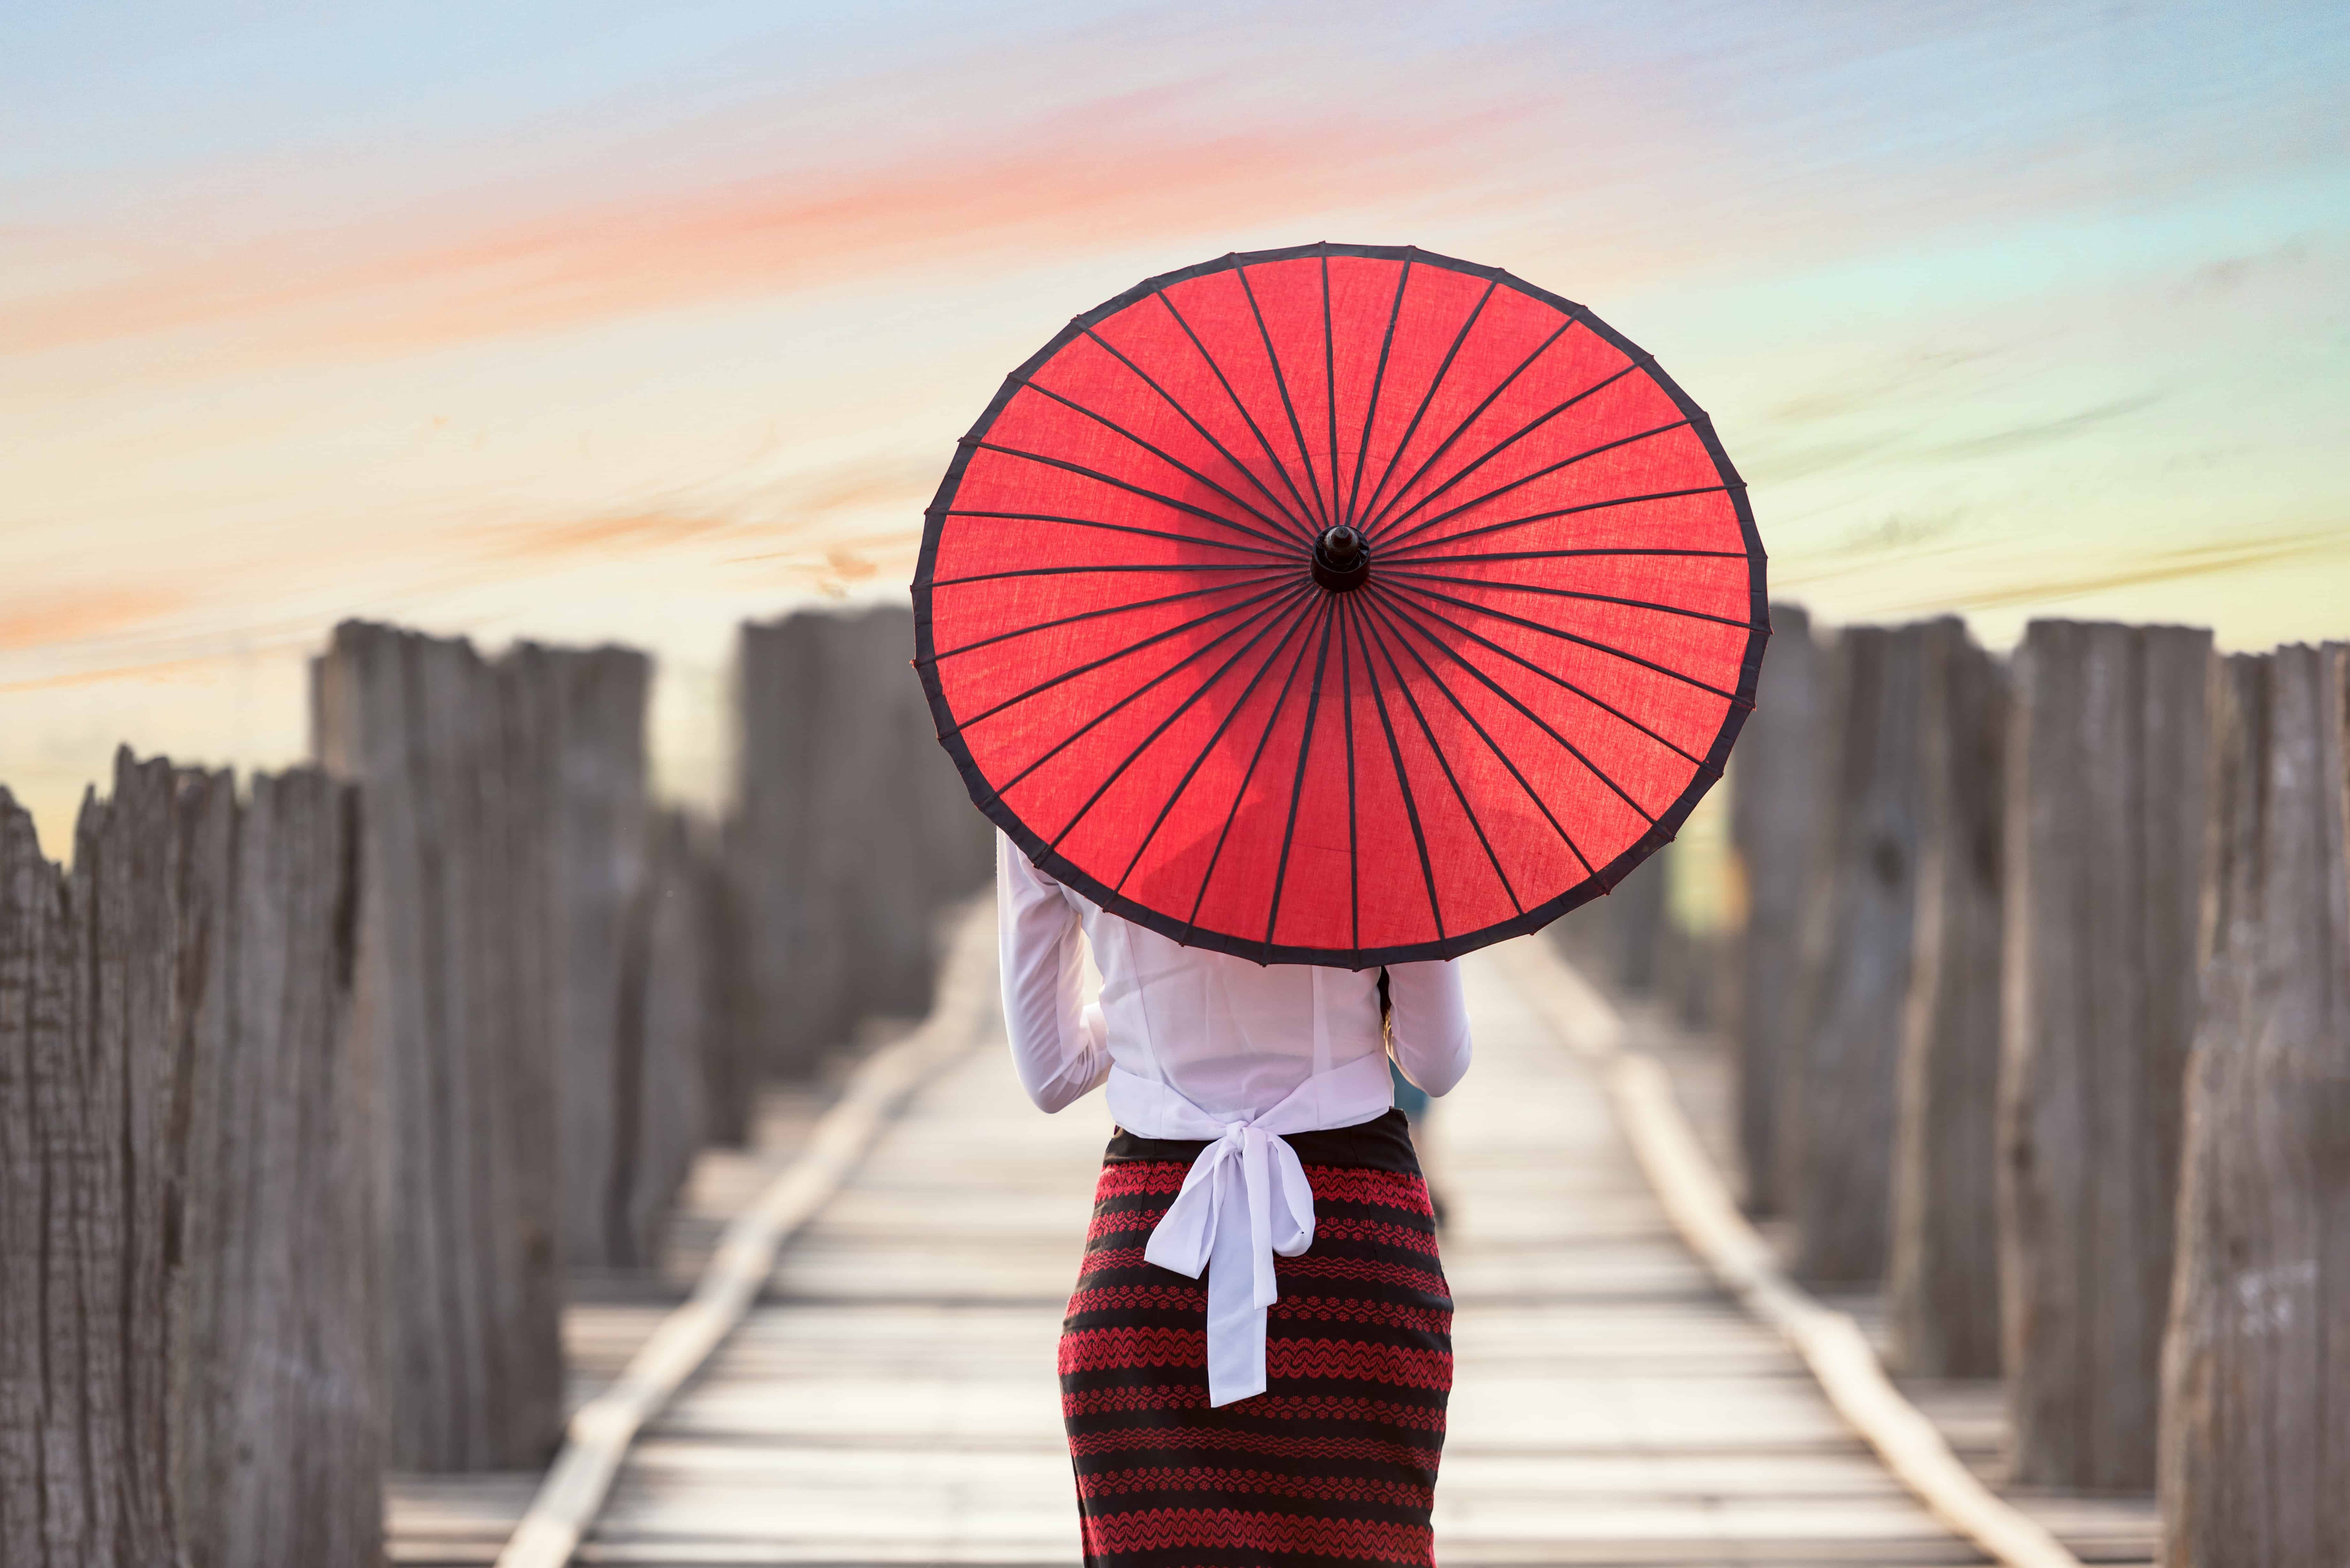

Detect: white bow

[1142,1120,1318,1406]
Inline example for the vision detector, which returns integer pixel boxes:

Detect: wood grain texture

[2160,644,2350,1562]
[1785,622,1930,1286]
[1730,603,1828,1215]
[1890,621,2008,1379]
[173,765,383,1566]
[315,622,566,1471]
[1997,621,2210,1492]
[1,754,381,1564]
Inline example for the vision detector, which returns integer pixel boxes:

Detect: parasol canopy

[913,243,1765,967]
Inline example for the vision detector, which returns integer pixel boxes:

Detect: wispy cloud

[0,587,186,650]
[6,85,1527,370]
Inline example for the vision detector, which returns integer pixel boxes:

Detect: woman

[999,832,1472,1568]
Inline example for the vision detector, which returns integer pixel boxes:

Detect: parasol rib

[1081,326,1315,538]
[1013,376,1323,542]
[1366,580,1672,831]
[985,586,1315,796]
[1367,585,1718,774]
[1378,567,1765,632]
[1350,278,1497,533]
[1375,484,1743,562]
[1362,358,1641,541]
[922,577,1289,667]
[938,509,1298,562]
[962,439,1302,554]
[940,579,1308,743]
[929,562,1293,588]
[1380,576,1751,707]
[1111,592,1324,897]
[1357,591,1606,886]
[1348,594,1448,942]
[1354,602,1527,915]
[1042,587,1321,856]
[1338,585,1362,952]
[1182,594,1332,940]
[1234,262,1333,531]
[1355,318,1577,541]
[1369,419,1693,553]
[1261,592,1340,954]
[1321,259,1341,541]
[1343,257,1413,529]
[1156,289,1327,541]
[1383,545,1747,569]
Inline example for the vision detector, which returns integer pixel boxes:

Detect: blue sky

[3,0,2345,847]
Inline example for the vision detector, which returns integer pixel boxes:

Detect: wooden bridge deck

[392,941,2146,1566]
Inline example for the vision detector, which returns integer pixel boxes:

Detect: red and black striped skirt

[1059,1108,1451,1568]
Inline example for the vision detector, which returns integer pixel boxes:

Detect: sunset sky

[5,0,2345,853]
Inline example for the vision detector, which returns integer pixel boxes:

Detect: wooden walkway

[392,938,2131,1566]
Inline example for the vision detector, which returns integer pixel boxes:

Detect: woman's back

[997,833,1471,1122]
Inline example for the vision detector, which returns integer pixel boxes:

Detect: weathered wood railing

[1,754,380,1565]
[1,604,986,1558]
[1600,602,2347,1552]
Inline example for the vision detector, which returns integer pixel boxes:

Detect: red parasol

[913,243,1765,967]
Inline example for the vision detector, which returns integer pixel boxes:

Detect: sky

[4,0,2346,855]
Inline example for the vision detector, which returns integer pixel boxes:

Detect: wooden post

[2160,644,2350,1558]
[314,622,565,1471]
[504,644,654,1270]
[0,752,380,1564]
[608,808,723,1267]
[172,765,383,1565]
[1888,620,2008,1378]
[732,613,840,1076]
[1783,621,1930,1286]
[732,605,994,1081]
[1730,603,1828,1215]
[1998,619,2210,1491]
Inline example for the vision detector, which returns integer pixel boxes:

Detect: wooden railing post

[1729,602,1828,1214]
[173,764,382,1564]
[2160,644,2350,1557]
[1998,619,2210,1490]
[731,606,993,1082]
[1888,619,2008,1377]
[1,751,380,1565]
[608,808,727,1265]
[502,644,655,1271]
[732,613,842,1077]
[314,622,565,1471]
[1783,620,1930,1286]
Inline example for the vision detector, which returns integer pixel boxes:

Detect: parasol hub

[1312,524,1371,592]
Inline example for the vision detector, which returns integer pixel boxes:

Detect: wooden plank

[1998,620,2210,1490]
[490,901,999,1568]
[2160,644,2350,1561]
[1784,621,1930,1286]
[1493,935,2082,1568]
[1890,619,2008,1377]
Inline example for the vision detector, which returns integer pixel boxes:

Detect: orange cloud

[10,92,1530,370]
[0,587,185,651]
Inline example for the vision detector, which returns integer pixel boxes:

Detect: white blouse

[996,832,1472,1404]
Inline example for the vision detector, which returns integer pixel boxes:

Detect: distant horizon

[5,0,2345,854]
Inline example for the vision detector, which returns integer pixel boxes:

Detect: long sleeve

[1385,960,1472,1097]
[996,832,1109,1112]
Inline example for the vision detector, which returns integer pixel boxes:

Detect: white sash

[1106,1052,1393,1406]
